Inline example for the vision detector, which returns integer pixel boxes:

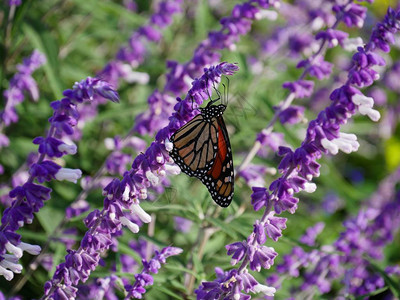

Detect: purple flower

[226,241,247,265]
[247,244,277,272]
[333,3,367,28]
[124,246,182,298]
[174,216,193,233]
[256,130,285,152]
[299,222,324,246]
[315,29,348,48]
[1,50,46,126]
[269,178,299,214]
[264,211,287,241]
[282,80,314,98]
[251,187,269,211]
[298,56,333,80]
[369,7,400,52]
[278,105,305,124]
[0,77,119,282]
[8,0,22,5]
[239,164,270,187]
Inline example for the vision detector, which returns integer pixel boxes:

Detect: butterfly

[169,99,234,207]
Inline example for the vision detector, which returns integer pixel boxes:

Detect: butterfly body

[169,102,234,207]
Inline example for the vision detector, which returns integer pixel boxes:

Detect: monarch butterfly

[169,99,234,207]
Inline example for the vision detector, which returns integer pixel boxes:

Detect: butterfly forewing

[169,103,234,207]
[170,114,218,177]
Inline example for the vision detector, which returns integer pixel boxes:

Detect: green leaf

[36,205,64,234]
[118,242,143,265]
[205,217,238,239]
[152,285,183,299]
[369,261,400,297]
[164,264,200,279]
[355,287,389,300]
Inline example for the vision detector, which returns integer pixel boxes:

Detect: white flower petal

[130,203,151,223]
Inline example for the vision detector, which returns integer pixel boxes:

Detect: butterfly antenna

[225,76,230,105]
[211,82,222,105]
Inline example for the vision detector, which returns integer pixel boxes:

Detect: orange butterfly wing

[200,115,234,207]
[170,114,218,177]
[170,104,234,207]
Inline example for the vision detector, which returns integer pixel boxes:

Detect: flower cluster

[0,50,46,173]
[65,0,183,140]
[196,6,400,299]
[134,0,280,136]
[125,246,183,298]
[280,0,368,120]
[269,168,400,297]
[0,77,119,281]
[98,0,183,89]
[42,62,239,298]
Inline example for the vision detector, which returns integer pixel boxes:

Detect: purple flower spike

[1,50,46,127]
[125,246,182,298]
[333,3,367,28]
[1,75,118,282]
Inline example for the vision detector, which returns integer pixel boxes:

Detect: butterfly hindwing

[200,115,234,207]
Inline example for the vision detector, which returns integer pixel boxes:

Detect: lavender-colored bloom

[333,2,367,28]
[282,80,314,98]
[298,56,333,80]
[315,29,349,48]
[299,222,324,246]
[1,50,46,126]
[43,63,239,297]
[124,247,182,298]
[137,0,280,136]
[0,77,119,281]
[251,187,270,211]
[256,130,285,152]
[264,211,287,241]
[278,105,305,124]
[270,170,400,297]
[195,267,276,299]
[174,216,193,233]
[383,61,400,93]
[239,164,269,187]
[8,0,22,5]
